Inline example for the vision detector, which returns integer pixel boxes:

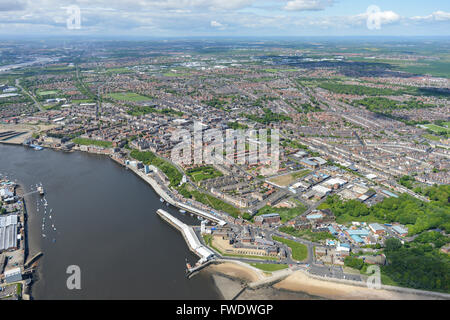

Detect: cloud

[210,20,225,29]
[0,0,26,11]
[411,10,450,22]
[351,8,401,29]
[283,0,334,11]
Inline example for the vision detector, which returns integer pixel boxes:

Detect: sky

[0,0,449,37]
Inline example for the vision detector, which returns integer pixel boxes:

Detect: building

[254,213,281,226]
[0,188,14,200]
[392,225,408,237]
[300,158,319,169]
[0,215,18,252]
[369,223,386,235]
[4,267,22,283]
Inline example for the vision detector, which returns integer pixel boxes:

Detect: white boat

[160,198,164,203]
[179,210,186,214]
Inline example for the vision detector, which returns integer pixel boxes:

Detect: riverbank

[3,143,447,300]
[0,180,33,300]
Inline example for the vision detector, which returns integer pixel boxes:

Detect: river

[0,144,221,299]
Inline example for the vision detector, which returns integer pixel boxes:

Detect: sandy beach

[205,262,447,300]
[207,262,263,283]
[274,270,442,300]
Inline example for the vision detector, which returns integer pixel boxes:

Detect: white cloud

[283,0,334,11]
[353,9,401,28]
[411,10,450,22]
[210,20,225,29]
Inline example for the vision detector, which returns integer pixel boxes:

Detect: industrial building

[0,215,18,252]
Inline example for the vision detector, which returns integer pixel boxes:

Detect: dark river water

[0,144,221,299]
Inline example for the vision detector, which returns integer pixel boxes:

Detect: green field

[37,90,59,96]
[279,226,337,242]
[423,134,442,141]
[72,138,113,148]
[72,99,95,104]
[423,124,450,135]
[254,202,307,223]
[106,67,133,74]
[272,236,308,261]
[396,60,450,79]
[163,72,190,77]
[107,92,151,102]
[250,263,288,272]
[187,166,223,182]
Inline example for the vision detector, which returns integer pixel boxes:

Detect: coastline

[202,260,450,300]
[82,147,450,300]
[2,143,448,300]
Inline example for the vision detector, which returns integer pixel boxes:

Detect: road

[15,79,43,112]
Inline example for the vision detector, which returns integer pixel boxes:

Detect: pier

[24,252,43,269]
[156,209,216,266]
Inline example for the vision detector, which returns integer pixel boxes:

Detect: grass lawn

[254,203,307,222]
[380,272,399,286]
[163,71,190,77]
[37,90,59,96]
[72,99,95,104]
[187,166,223,182]
[250,263,288,272]
[106,67,133,74]
[107,92,151,102]
[423,133,442,141]
[72,137,112,148]
[279,226,336,242]
[423,124,450,135]
[190,189,241,218]
[268,170,310,187]
[272,236,308,261]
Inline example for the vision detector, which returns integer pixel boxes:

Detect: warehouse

[0,215,18,252]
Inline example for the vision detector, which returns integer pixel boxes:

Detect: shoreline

[202,260,450,300]
[2,142,449,300]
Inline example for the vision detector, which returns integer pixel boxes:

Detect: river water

[0,144,221,299]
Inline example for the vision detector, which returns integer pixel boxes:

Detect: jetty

[24,252,43,269]
[156,209,216,267]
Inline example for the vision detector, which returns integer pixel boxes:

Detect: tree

[385,238,402,252]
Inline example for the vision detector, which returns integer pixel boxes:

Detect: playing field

[423,124,450,134]
[37,90,58,96]
[268,169,310,187]
[107,92,151,102]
